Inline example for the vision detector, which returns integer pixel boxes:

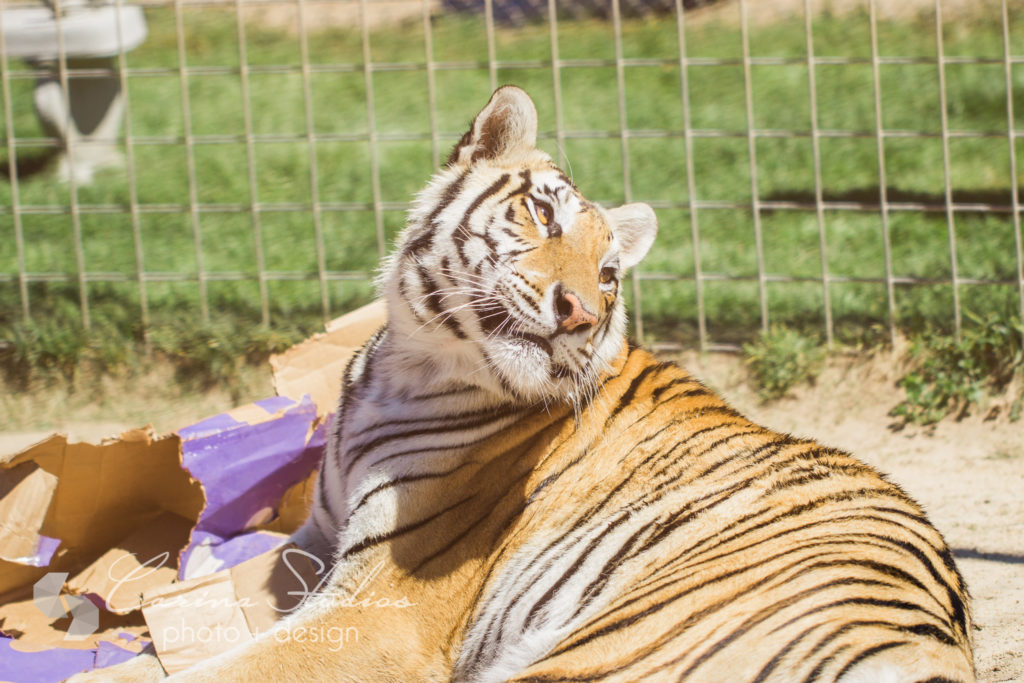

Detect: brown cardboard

[141,569,252,672]
[271,298,387,415]
[141,540,320,673]
[0,429,204,600]
[67,511,194,614]
[0,462,58,565]
[0,592,149,652]
[257,471,318,537]
[0,301,384,674]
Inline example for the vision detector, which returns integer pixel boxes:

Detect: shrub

[742,326,826,401]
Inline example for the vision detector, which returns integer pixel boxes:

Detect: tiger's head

[382,86,657,405]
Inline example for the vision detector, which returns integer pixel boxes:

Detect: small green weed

[890,313,1024,425]
[742,326,826,401]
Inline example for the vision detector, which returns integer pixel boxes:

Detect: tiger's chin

[484,334,610,408]
[485,336,561,402]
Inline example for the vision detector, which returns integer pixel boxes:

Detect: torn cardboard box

[0,301,386,682]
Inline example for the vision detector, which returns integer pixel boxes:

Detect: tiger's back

[482,346,973,682]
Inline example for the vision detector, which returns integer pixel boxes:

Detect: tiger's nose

[554,286,597,333]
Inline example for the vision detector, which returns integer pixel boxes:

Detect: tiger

[77,85,974,683]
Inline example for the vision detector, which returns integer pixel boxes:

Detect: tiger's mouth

[476,300,553,357]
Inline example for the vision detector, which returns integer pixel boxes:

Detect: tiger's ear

[608,203,658,271]
[447,86,538,166]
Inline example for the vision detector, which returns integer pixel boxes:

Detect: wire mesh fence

[2,0,1024,353]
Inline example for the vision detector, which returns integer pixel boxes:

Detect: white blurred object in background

[0,0,147,184]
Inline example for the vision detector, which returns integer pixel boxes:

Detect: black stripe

[349,460,477,514]
[570,518,663,622]
[687,518,959,624]
[801,643,850,683]
[370,428,517,471]
[544,542,942,664]
[398,270,428,324]
[454,173,511,267]
[350,402,516,440]
[338,493,475,561]
[500,169,532,202]
[800,619,950,671]
[671,589,938,680]
[522,512,633,631]
[832,641,907,681]
[409,385,476,402]
[481,349,521,399]
[402,170,469,258]
[651,378,708,403]
[677,499,934,577]
[615,361,673,409]
[343,407,517,476]
[416,263,467,339]
[752,622,825,683]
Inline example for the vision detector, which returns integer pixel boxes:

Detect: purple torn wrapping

[93,640,142,669]
[11,534,61,568]
[182,529,288,579]
[0,636,96,683]
[0,637,145,682]
[178,395,327,579]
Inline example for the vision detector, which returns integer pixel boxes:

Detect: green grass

[2,7,1024,398]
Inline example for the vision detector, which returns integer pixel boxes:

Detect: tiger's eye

[600,267,617,285]
[536,202,552,226]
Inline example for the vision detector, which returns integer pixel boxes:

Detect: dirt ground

[2,350,1021,680]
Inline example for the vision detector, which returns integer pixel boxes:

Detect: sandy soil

[2,351,1021,680]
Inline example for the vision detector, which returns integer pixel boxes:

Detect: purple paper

[177,411,244,440]
[0,636,97,683]
[211,530,286,568]
[178,396,327,579]
[93,640,141,669]
[12,535,61,568]
[255,396,297,413]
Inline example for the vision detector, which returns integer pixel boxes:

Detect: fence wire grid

[2,0,1024,353]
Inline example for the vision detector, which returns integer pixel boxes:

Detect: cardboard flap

[142,541,320,674]
[67,512,194,614]
[271,299,387,415]
[0,429,204,598]
[0,462,59,566]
